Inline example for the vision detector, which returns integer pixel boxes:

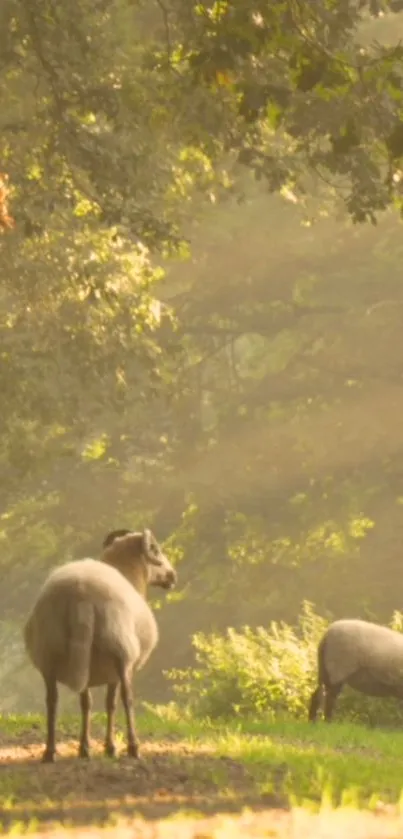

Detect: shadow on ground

[0,726,284,829]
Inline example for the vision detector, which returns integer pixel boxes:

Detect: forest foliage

[2,1,403,710]
[166,602,403,727]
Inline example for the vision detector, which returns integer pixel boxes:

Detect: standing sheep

[308,618,403,722]
[24,528,176,762]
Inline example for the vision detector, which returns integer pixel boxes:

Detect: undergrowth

[165,601,403,728]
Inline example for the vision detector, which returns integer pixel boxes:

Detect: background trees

[2,1,403,709]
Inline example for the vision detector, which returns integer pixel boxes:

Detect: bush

[165,602,403,728]
[165,601,326,719]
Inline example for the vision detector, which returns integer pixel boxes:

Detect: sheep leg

[308,685,323,722]
[42,677,58,763]
[104,682,119,757]
[117,663,139,758]
[78,688,92,759]
[324,683,342,722]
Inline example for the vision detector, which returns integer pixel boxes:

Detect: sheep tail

[65,599,95,693]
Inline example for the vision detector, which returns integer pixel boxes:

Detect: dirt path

[0,727,274,829]
[0,726,402,837]
[25,810,403,839]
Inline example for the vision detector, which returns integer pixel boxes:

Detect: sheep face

[141,528,177,591]
[101,528,176,592]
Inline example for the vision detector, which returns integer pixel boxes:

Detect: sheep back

[321,619,403,697]
[24,558,159,692]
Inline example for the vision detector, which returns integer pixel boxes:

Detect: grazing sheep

[308,618,403,722]
[24,528,176,762]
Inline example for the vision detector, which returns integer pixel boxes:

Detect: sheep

[308,618,403,722]
[24,528,176,763]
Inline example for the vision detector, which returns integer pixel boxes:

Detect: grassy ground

[1,706,403,835]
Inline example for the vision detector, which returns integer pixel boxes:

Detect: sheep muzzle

[149,560,177,590]
[160,568,177,590]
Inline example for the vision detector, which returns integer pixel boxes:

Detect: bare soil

[0,724,402,838]
[0,722,276,830]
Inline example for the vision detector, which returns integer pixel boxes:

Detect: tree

[0,0,189,614]
[152,0,403,223]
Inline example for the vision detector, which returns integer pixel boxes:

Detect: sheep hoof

[42,749,55,763]
[127,743,139,759]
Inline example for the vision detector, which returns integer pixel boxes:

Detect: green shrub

[165,602,403,728]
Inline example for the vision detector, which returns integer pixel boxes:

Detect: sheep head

[141,529,177,590]
[101,528,176,594]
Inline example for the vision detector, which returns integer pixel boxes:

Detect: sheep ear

[142,528,152,554]
[142,528,163,566]
[102,529,131,548]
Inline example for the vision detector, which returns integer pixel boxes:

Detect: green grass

[0,705,403,832]
[145,706,403,809]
